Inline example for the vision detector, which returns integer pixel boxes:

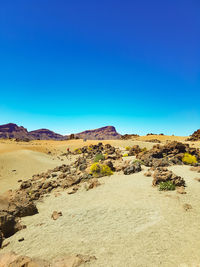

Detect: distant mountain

[0,123,121,140]
[74,126,121,140]
[29,129,66,140]
[0,123,65,141]
[0,123,30,140]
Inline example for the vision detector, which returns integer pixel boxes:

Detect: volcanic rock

[51,211,63,220]
[29,128,66,140]
[123,161,142,175]
[152,167,185,187]
[73,126,121,140]
[0,123,31,140]
[187,129,200,141]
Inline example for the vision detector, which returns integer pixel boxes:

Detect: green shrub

[125,146,131,151]
[159,181,175,191]
[182,153,197,165]
[94,153,105,162]
[90,163,113,177]
[123,153,128,157]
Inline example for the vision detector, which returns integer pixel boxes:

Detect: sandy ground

[1,165,200,266]
[0,150,77,194]
[1,137,199,195]
[1,138,200,266]
[0,138,155,194]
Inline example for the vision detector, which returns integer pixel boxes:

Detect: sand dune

[0,149,73,194]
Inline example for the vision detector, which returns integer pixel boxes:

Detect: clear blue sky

[0,0,200,135]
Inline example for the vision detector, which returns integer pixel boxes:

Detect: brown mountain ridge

[0,123,121,140]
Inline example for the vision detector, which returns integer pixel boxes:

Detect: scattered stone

[51,211,63,220]
[87,178,101,190]
[190,166,200,172]
[54,192,61,197]
[52,254,97,267]
[183,203,192,211]
[1,240,10,249]
[67,186,78,195]
[0,252,49,267]
[144,171,152,177]
[18,237,24,242]
[176,186,186,194]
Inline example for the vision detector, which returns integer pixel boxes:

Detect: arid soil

[0,137,200,266]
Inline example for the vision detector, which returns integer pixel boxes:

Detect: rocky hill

[187,129,200,141]
[0,123,121,141]
[0,123,65,141]
[29,129,66,140]
[74,126,121,140]
[0,123,30,140]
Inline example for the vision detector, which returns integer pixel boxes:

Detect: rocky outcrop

[0,191,38,245]
[0,123,31,140]
[29,129,66,140]
[74,126,121,140]
[123,161,142,175]
[0,252,50,267]
[152,167,185,187]
[187,129,200,141]
[120,134,139,140]
[136,141,200,167]
[0,252,96,267]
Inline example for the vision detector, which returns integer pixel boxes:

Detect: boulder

[0,252,49,267]
[152,167,185,187]
[123,162,142,175]
[51,211,63,220]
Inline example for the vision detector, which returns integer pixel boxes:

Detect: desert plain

[0,135,200,266]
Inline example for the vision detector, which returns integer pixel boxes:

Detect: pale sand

[0,139,156,194]
[1,165,200,266]
[1,139,200,266]
[0,150,76,194]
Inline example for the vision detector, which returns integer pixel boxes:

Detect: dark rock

[20,181,32,190]
[152,167,185,187]
[123,162,142,175]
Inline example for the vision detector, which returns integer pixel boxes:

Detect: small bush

[123,153,128,157]
[74,148,82,154]
[90,163,113,177]
[94,153,105,162]
[141,147,147,152]
[159,181,175,191]
[125,146,131,151]
[182,153,197,165]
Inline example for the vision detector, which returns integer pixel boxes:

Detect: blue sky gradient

[0,0,200,135]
